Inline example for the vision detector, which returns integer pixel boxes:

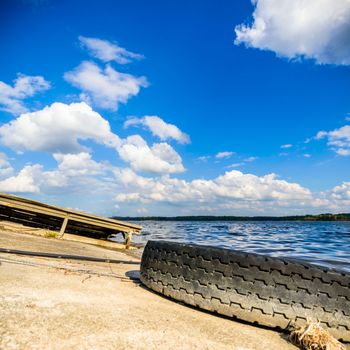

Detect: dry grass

[290,322,346,350]
[44,230,59,238]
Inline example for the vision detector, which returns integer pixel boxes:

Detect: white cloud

[111,168,350,214]
[115,192,142,203]
[0,164,42,193]
[114,169,311,205]
[64,61,148,111]
[0,152,13,178]
[244,156,257,162]
[0,74,50,115]
[303,153,311,158]
[0,102,185,176]
[316,125,350,156]
[41,152,109,189]
[113,168,152,188]
[53,152,104,177]
[0,102,120,154]
[330,182,350,200]
[235,0,350,65]
[1,159,348,215]
[137,207,148,214]
[281,144,292,149]
[0,152,112,195]
[79,36,144,64]
[216,151,234,159]
[118,135,185,174]
[197,155,211,162]
[124,116,190,144]
[309,182,350,211]
[335,149,350,156]
[227,163,243,168]
[0,141,185,196]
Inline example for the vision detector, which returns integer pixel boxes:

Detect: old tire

[140,240,350,342]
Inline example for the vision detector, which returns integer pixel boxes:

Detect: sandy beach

[0,230,301,350]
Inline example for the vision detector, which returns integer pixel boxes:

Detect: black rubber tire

[140,240,350,342]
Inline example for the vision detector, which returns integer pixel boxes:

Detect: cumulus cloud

[0,152,112,194]
[41,152,109,189]
[114,169,311,205]
[330,181,350,200]
[0,152,13,178]
[0,144,185,197]
[111,168,350,214]
[1,159,348,214]
[0,102,120,154]
[64,61,148,110]
[216,151,234,159]
[0,102,185,176]
[235,0,350,65]
[309,182,350,211]
[281,144,292,149]
[124,115,190,144]
[53,152,104,177]
[0,164,42,193]
[79,36,144,64]
[118,135,185,174]
[0,74,50,115]
[316,125,350,156]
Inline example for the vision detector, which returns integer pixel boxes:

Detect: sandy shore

[0,230,298,350]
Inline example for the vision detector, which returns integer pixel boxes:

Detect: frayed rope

[290,322,345,350]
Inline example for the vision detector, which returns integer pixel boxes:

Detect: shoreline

[117,218,350,222]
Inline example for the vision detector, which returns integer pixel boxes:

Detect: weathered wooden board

[0,192,141,247]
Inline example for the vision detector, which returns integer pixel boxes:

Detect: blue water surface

[128,221,350,272]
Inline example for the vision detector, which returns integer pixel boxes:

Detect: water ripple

[130,221,350,272]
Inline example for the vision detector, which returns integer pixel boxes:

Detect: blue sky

[0,0,349,216]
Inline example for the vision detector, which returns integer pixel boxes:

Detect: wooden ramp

[0,192,141,248]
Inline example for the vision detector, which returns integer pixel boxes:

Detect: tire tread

[140,240,350,342]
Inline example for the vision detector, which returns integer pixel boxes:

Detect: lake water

[127,221,350,272]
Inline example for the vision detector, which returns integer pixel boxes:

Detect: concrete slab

[0,230,297,350]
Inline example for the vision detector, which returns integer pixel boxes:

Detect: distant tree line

[113,213,350,221]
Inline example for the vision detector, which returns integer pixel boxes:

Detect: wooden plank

[0,193,141,231]
[0,193,141,235]
[1,200,134,232]
[59,216,69,237]
[123,232,133,249]
[0,200,68,218]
